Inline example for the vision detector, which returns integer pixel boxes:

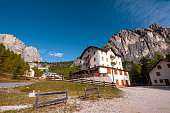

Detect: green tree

[129,62,141,84]
[166,54,170,62]
[139,57,150,84]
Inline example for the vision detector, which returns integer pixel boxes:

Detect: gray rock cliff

[0,34,42,62]
[104,24,170,62]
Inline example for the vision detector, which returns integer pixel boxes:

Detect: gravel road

[74,86,170,113]
[48,86,170,113]
[0,82,34,88]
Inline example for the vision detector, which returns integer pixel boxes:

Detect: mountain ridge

[0,34,42,62]
[104,24,170,62]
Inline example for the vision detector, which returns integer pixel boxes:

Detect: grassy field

[0,81,122,112]
[0,74,41,83]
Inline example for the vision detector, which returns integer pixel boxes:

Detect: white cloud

[49,52,64,57]
[114,0,170,28]
[38,49,46,53]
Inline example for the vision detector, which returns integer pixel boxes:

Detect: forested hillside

[49,61,81,78]
[0,44,30,79]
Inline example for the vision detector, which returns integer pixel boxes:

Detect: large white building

[149,60,170,86]
[73,46,131,86]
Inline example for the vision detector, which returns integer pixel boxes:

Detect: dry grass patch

[0,81,122,112]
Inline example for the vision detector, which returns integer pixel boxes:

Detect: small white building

[149,60,170,86]
[73,46,131,86]
[26,69,35,77]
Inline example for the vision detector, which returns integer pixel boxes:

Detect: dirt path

[0,82,34,88]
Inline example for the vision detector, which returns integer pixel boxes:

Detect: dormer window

[88,50,90,53]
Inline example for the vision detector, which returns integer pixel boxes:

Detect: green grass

[0,81,122,112]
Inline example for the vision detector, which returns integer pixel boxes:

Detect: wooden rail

[84,87,99,100]
[33,90,68,110]
[64,78,116,87]
[47,76,116,87]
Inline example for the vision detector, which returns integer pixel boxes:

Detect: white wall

[149,61,170,85]
[99,49,123,69]
[81,48,100,70]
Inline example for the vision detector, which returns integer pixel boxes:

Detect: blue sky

[0,0,170,62]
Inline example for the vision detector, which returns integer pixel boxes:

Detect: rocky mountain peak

[104,24,170,62]
[0,34,42,62]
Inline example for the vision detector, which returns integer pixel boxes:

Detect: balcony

[111,62,116,66]
[110,55,115,60]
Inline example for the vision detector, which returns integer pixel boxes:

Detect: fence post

[91,80,93,85]
[97,87,99,97]
[92,80,94,85]
[84,88,86,101]
[34,90,40,110]
[65,89,68,105]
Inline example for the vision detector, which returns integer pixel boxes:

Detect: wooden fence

[63,78,116,87]
[46,76,116,87]
[33,90,68,110]
[84,87,99,100]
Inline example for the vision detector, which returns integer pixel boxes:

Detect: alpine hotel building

[73,46,131,86]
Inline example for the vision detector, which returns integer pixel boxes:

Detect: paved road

[0,82,34,88]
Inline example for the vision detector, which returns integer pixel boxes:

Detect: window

[115,56,116,58]
[118,57,119,59]
[106,58,108,62]
[160,79,163,83]
[89,56,91,58]
[154,80,157,83]
[157,65,162,69]
[116,61,117,64]
[94,52,95,55]
[119,71,122,75]
[102,64,104,66]
[107,65,109,67]
[88,50,90,53]
[156,72,161,76]
[102,57,104,61]
[106,53,107,55]
[116,79,119,85]
[124,71,127,76]
[121,80,124,85]
[167,64,170,68]
[101,51,103,54]
[94,58,96,61]
[114,70,118,74]
[107,69,111,74]
[119,62,120,65]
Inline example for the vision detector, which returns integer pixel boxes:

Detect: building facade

[73,46,131,86]
[149,60,170,86]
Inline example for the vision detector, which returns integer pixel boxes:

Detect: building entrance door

[164,79,170,85]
